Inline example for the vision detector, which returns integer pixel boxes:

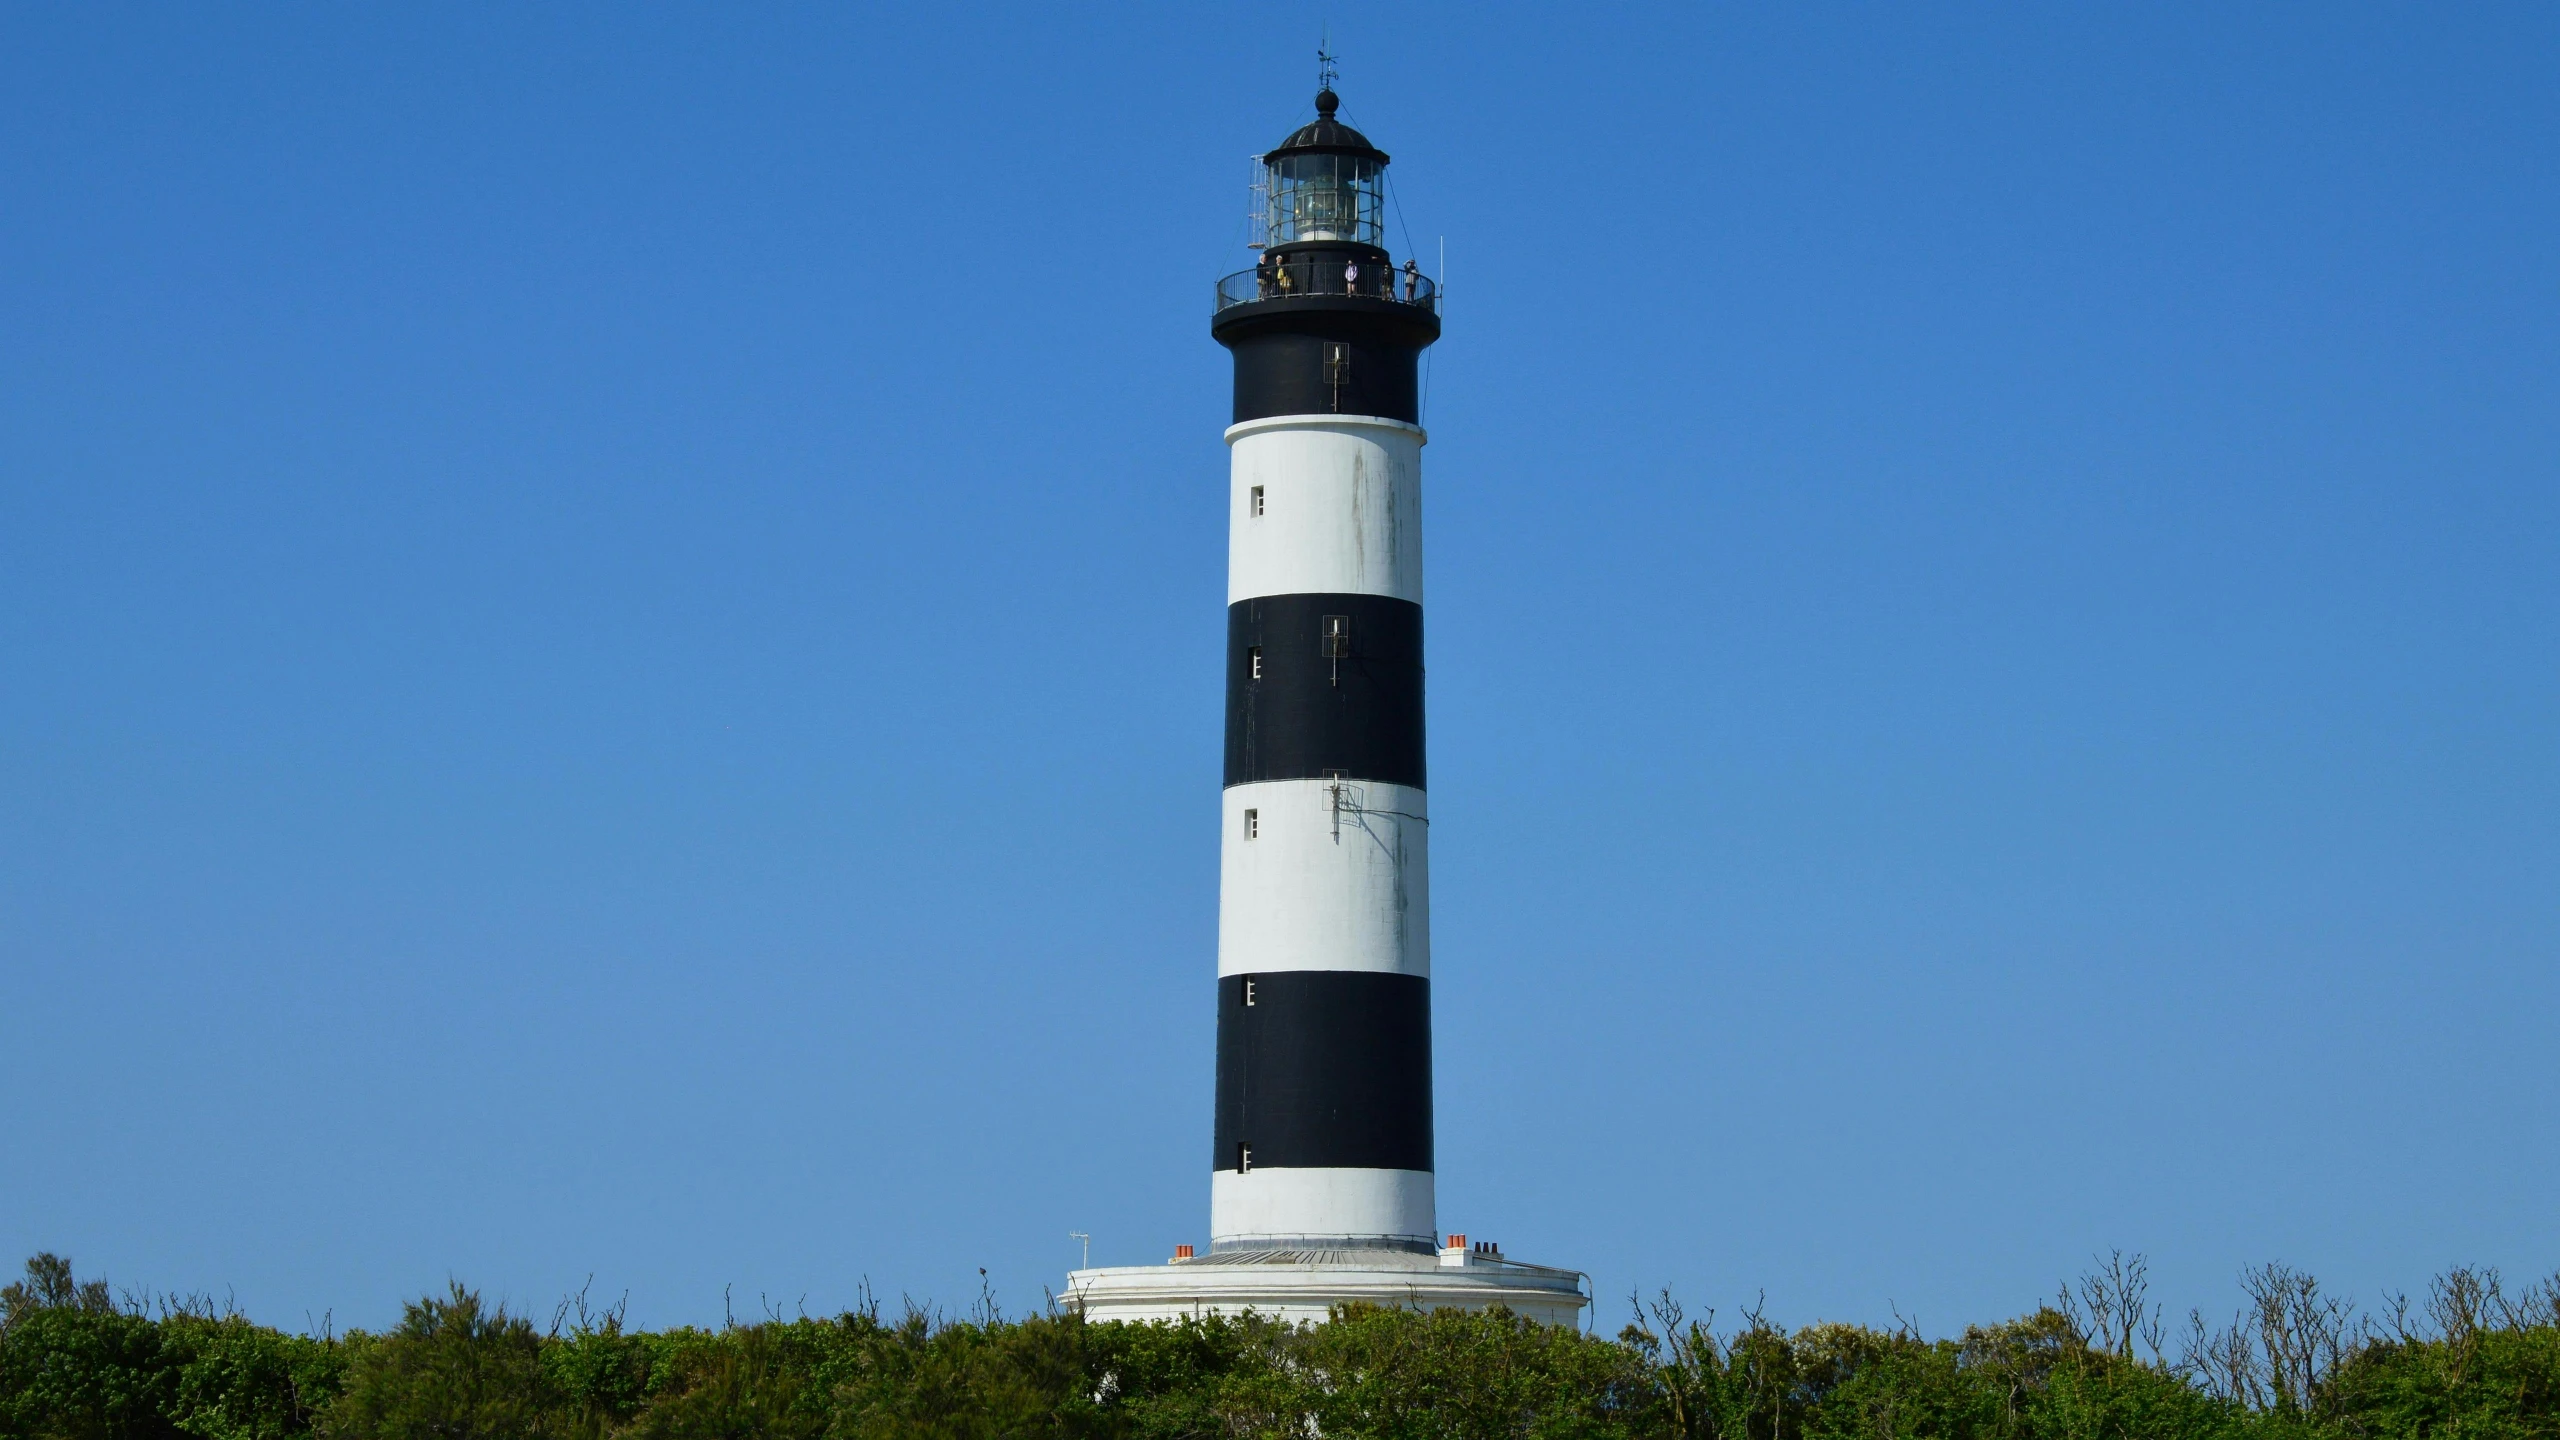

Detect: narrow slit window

[1243,978,1257,1006]
[1320,615,1351,658]
[1243,808,1259,840]
[1248,645,1263,680]
[1237,1142,1253,1173]
[1250,484,1265,517]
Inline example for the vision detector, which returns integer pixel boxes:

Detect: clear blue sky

[5,4,2554,1336]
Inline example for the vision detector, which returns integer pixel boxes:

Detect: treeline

[4,1251,2556,1438]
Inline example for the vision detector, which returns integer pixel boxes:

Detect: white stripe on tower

[1225,417,1423,607]
[1217,779,1428,979]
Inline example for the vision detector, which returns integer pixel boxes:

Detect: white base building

[1065,1238,1588,1329]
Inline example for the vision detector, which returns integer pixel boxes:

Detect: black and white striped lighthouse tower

[1212,82,1439,1255]
[1068,76,1585,1325]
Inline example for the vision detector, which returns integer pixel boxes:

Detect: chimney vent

[1173,1244,1195,1260]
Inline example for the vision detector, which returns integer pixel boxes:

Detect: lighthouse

[1213,80,1438,1256]
[1067,80,1585,1326]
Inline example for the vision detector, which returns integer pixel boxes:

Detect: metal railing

[1215,257,1439,314]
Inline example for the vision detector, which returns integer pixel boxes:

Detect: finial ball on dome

[1315,88,1339,117]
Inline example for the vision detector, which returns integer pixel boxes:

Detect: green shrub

[0,1307,183,1440]
[163,1317,344,1440]
[323,1285,560,1440]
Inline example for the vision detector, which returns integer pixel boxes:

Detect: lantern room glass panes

[1264,152,1385,247]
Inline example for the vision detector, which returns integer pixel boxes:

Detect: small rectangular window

[1243,978,1257,1006]
[1237,1142,1253,1173]
[1250,484,1265,517]
[1321,615,1350,658]
[1248,645,1263,680]
[1243,808,1259,840]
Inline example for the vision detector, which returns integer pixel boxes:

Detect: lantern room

[1256,88,1389,249]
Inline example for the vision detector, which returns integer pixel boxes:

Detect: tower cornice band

[1224,413,1428,444]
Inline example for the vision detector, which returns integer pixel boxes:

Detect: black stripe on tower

[1226,329,1423,425]
[1225,593,1425,790]
[1214,971,1432,1172]
[1212,242,1439,425]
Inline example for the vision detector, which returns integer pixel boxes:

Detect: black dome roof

[1264,88,1389,163]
